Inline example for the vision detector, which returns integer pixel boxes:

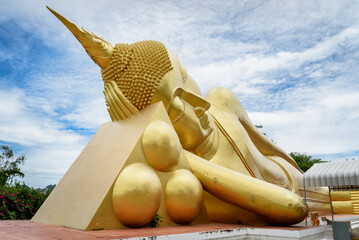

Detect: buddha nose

[194,107,206,118]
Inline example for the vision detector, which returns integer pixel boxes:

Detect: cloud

[191,25,359,93]
[60,98,109,129]
[0,84,98,188]
[249,90,359,155]
[0,87,85,146]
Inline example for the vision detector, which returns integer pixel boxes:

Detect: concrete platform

[3,214,359,240]
[0,220,327,240]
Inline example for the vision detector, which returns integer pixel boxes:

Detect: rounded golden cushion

[112,163,162,227]
[142,120,181,172]
[165,169,203,224]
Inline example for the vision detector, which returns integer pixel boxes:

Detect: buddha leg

[333,201,359,214]
[304,190,359,214]
[331,191,359,213]
[185,151,308,225]
[331,191,359,201]
[306,202,332,214]
[299,187,331,214]
[310,200,359,214]
[331,191,352,201]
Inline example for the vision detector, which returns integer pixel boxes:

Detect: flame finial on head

[46,6,173,114]
[47,6,113,69]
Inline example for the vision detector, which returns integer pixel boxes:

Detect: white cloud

[0,87,92,188]
[249,89,359,155]
[61,98,109,129]
[319,92,359,110]
[0,88,83,146]
[192,25,359,94]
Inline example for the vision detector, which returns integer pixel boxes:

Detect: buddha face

[151,51,214,151]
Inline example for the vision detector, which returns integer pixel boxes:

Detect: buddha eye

[180,64,187,83]
[183,72,187,83]
[169,97,185,123]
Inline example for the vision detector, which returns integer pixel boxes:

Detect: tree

[0,145,25,186]
[40,184,56,193]
[290,152,326,172]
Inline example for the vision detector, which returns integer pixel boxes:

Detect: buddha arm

[185,150,308,225]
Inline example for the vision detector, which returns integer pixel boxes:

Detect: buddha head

[48,7,214,151]
[152,49,214,151]
[101,40,214,150]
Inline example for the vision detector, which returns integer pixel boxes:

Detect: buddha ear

[47,6,113,69]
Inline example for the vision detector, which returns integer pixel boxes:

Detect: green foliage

[0,145,52,220]
[290,152,326,172]
[0,182,51,220]
[40,184,56,193]
[0,145,25,186]
[149,213,163,227]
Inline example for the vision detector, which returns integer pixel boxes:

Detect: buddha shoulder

[205,87,244,117]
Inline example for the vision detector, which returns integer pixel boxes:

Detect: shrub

[148,213,163,227]
[0,182,51,220]
[0,145,25,186]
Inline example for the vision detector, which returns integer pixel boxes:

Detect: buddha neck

[193,120,219,160]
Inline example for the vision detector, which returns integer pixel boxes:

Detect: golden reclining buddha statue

[34,6,358,229]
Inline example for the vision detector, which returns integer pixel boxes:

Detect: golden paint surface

[102,41,173,110]
[165,169,203,224]
[331,191,351,201]
[143,120,181,172]
[112,163,162,227]
[186,151,308,225]
[43,7,359,229]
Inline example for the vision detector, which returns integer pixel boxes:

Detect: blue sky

[1,0,359,188]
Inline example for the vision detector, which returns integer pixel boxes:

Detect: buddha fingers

[103,81,139,121]
[109,81,138,115]
[106,84,128,119]
[104,86,125,120]
[103,90,121,120]
[105,103,116,121]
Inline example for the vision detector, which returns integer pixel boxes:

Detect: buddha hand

[103,80,138,121]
